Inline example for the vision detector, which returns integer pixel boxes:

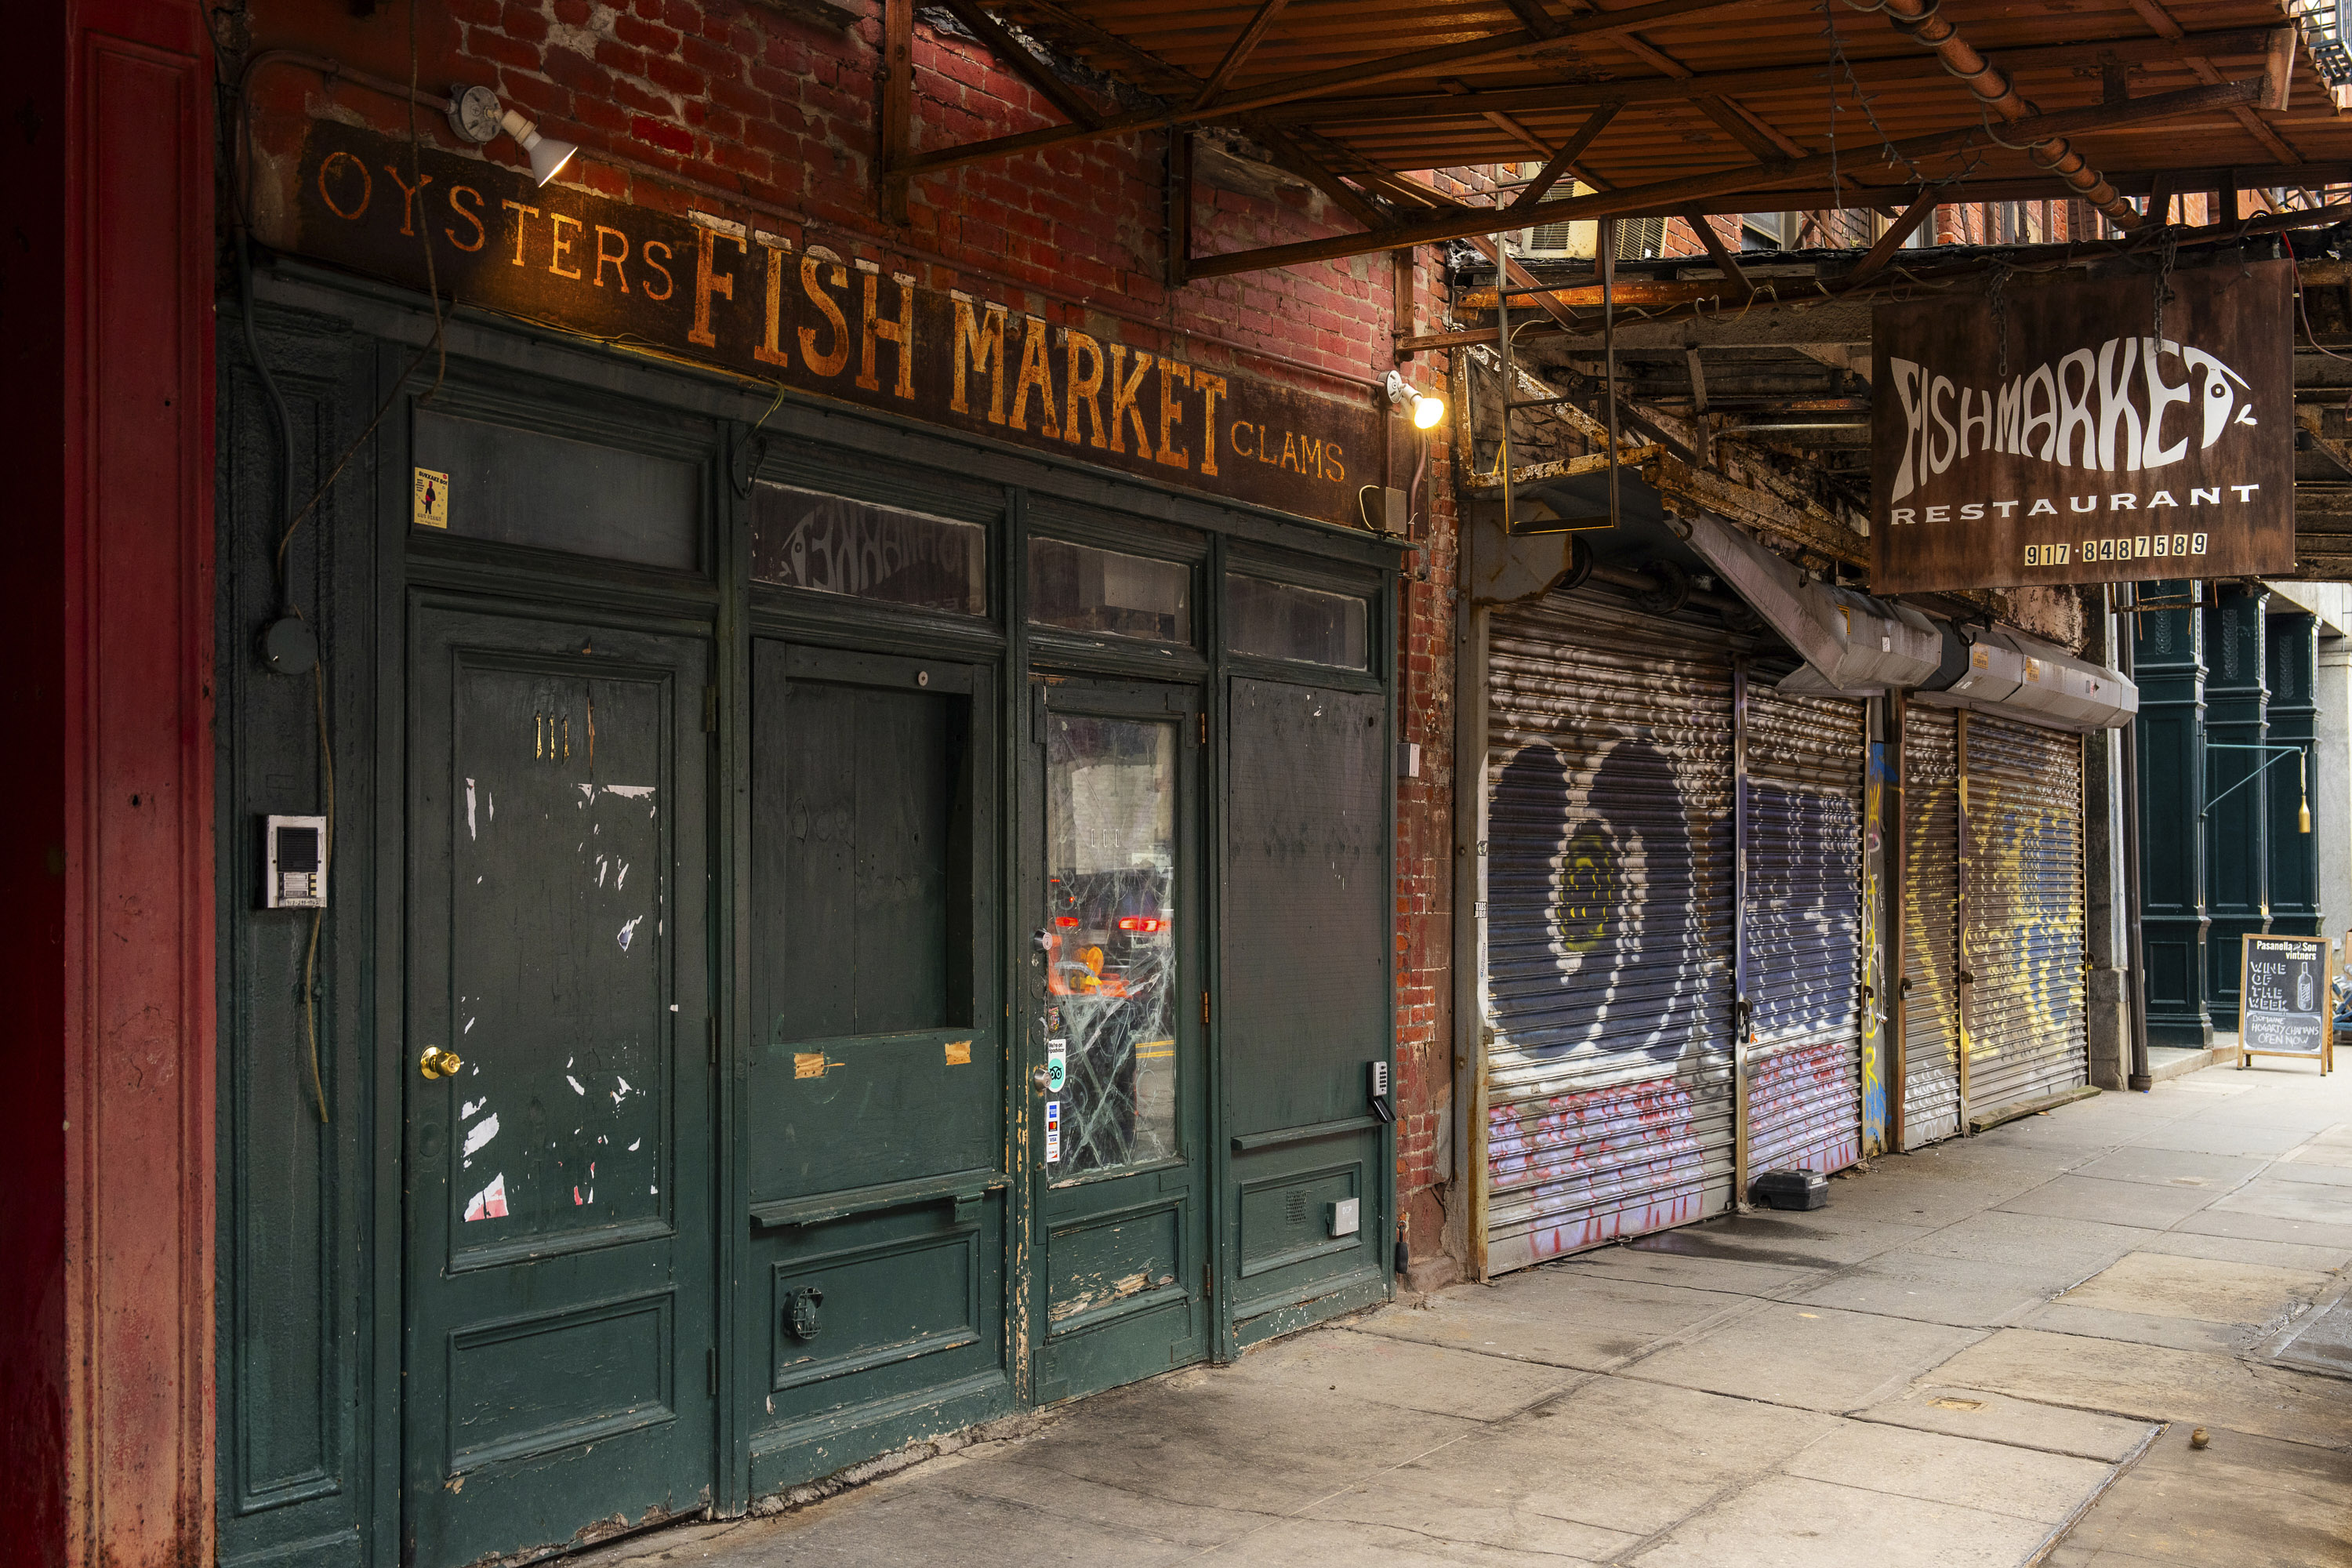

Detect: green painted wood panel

[2267,613,2321,938]
[401,608,717,1568]
[2202,588,2270,1029]
[2133,582,2212,1046]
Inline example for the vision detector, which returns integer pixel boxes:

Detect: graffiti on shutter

[1901,707,1962,1149]
[1963,715,2087,1116]
[1743,688,1865,1179]
[1483,595,1736,1273]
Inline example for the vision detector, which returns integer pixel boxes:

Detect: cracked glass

[1044,714,1178,1180]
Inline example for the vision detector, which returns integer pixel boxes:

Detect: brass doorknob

[419,1047,463,1080]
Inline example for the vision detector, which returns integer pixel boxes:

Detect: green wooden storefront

[2132,581,2321,1042]
[216,265,1402,1568]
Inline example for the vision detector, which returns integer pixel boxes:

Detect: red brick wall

[238,0,1464,1267]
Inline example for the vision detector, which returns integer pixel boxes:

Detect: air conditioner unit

[1508,220,1596,260]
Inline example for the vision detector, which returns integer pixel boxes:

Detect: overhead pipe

[1870,0,2146,230]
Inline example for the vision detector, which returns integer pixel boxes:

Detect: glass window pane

[413,409,701,570]
[1027,539,1192,642]
[1227,575,1369,670]
[750,484,988,615]
[1044,715,1177,1179]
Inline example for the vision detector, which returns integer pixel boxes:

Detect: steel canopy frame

[877,0,2338,278]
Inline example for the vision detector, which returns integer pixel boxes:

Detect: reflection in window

[750,484,988,615]
[1227,575,1369,670]
[1028,539,1192,642]
[1044,715,1177,1179]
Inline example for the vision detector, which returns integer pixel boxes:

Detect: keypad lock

[1367,1060,1395,1124]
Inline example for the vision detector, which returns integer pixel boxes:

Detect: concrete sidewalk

[580,1061,2352,1566]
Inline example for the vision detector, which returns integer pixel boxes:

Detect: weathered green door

[404,605,714,1567]
[742,642,1010,1490]
[1029,679,1210,1402]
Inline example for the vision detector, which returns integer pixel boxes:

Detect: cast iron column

[2202,586,2270,1029]
[2135,580,2212,1047]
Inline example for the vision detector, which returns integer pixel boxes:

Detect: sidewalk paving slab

[1850,1385,2158,1462]
[1783,1421,2114,1525]
[1617,1301,1986,1414]
[1933,1327,2352,1448]
[2045,1423,2352,1568]
[1625,1475,2060,1568]
[1994,1174,2224,1229]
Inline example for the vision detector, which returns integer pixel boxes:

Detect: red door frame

[0,2,217,1565]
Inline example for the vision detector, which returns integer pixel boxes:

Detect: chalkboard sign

[2238,934,2335,1074]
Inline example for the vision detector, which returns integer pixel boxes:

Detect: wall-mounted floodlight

[1385,369,1446,430]
[448,85,578,186]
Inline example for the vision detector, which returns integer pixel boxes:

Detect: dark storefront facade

[216,259,1406,1564]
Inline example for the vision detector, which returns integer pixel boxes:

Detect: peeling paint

[567,1075,586,1096]
[461,1173,508,1221]
[617,916,642,952]
[466,777,477,840]
[461,1112,500,1158]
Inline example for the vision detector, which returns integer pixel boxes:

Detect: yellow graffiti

[1552,823,1613,956]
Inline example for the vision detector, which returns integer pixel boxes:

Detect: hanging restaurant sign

[274,121,1381,527]
[1871,263,2292,593]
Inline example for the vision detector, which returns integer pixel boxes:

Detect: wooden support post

[877,0,913,225]
[1166,128,1192,289]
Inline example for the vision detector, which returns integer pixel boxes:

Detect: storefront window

[1028,539,1192,642]
[1044,715,1178,1178]
[1226,574,1369,670]
[412,409,701,570]
[750,484,988,615]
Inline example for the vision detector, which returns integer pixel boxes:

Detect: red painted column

[0,2,216,1564]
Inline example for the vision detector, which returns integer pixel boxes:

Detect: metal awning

[888,0,2352,276]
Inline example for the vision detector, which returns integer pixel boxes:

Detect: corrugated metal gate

[1900,707,1963,1149]
[1741,688,1864,1179]
[1962,715,2088,1116]
[1483,594,1737,1273]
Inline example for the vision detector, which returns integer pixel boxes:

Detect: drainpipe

[1871,0,2144,231]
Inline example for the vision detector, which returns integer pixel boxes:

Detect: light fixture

[447,85,578,186]
[1385,369,1446,431]
[503,109,578,186]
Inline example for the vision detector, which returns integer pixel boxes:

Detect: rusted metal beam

[936,0,1104,129]
[1845,187,1940,285]
[1192,78,2263,276]
[898,0,1764,177]
[1191,0,1291,110]
[1510,103,1621,213]
[2124,0,2303,164]
[1255,27,2276,125]
[1867,0,2139,227]
[879,0,913,223]
[1250,123,1396,230]
[1682,209,1750,292]
[1407,200,2352,351]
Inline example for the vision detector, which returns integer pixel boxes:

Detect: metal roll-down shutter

[1741,688,1864,1180]
[1962,714,2087,1118]
[1483,593,1737,1273]
[1900,707,1963,1149]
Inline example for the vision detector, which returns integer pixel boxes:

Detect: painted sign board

[270,120,1382,528]
[1871,264,2293,593]
[2238,932,2334,1073]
